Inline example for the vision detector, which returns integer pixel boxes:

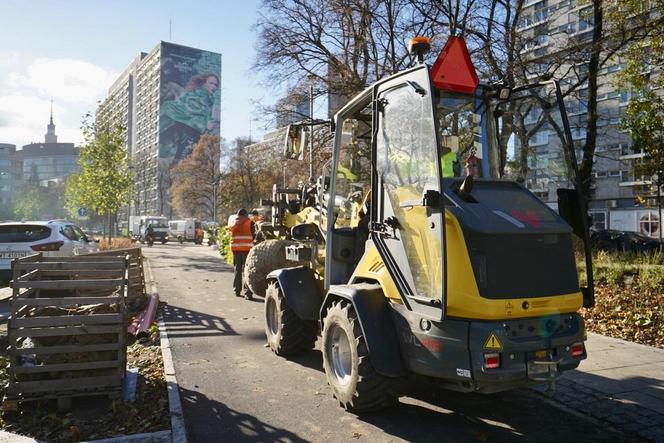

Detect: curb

[144,257,188,443]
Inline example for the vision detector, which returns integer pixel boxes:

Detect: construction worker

[229,208,255,300]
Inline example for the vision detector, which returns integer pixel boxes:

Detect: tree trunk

[580,0,603,201]
[108,214,112,244]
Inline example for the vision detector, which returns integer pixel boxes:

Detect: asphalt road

[144,244,626,443]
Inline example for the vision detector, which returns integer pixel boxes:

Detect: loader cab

[325,37,594,321]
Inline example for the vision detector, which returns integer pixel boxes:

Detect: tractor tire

[244,239,294,297]
[264,282,316,356]
[322,300,397,413]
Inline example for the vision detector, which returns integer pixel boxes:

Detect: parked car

[590,229,662,253]
[0,220,99,283]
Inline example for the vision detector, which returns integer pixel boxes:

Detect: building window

[590,212,606,230]
[578,7,594,31]
[639,212,660,237]
[571,127,586,140]
[530,131,549,146]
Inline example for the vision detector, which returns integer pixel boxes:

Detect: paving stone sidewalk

[533,333,664,442]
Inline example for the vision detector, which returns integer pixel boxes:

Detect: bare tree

[254,0,440,109]
[169,134,221,220]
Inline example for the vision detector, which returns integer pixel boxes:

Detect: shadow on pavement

[358,385,621,443]
[540,372,663,442]
[163,304,239,339]
[281,351,629,442]
[148,249,232,273]
[179,385,309,443]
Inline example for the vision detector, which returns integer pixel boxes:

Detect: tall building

[275,90,311,128]
[0,143,18,219]
[517,0,662,237]
[18,108,79,184]
[98,42,222,219]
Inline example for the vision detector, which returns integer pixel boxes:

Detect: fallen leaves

[581,273,664,349]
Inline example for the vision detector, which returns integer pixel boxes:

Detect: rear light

[571,342,584,358]
[31,241,64,252]
[484,353,500,369]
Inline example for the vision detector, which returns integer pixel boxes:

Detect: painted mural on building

[159,42,221,166]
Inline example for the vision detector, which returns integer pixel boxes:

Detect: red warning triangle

[431,36,479,94]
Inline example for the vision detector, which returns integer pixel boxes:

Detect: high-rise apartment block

[517,0,662,237]
[98,42,221,219]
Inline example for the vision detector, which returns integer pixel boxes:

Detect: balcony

[619,152,646,161]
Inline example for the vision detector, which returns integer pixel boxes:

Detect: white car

[0,220,99,283]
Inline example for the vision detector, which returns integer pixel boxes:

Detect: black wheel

[161,240,167,244]
[322,300,397,413]
[264,282,316,356]
[178,236,184,244]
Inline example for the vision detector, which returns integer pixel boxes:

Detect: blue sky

[0,0,271,148]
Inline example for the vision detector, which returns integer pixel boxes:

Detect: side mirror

[291,223,317,241]
[284,124,307,160]
[557,188,585,238]
[94,239,100,243]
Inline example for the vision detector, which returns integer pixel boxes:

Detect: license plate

[528,362,553,375]
[0,251,30,259]
[527,360,559,380]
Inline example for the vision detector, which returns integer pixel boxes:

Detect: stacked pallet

[84,247,146,311]
[3,254,129,412]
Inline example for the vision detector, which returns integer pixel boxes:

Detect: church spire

[45,99,57,144]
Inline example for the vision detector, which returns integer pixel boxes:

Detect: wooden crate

[3,254,129,411]
[83,247,146,310]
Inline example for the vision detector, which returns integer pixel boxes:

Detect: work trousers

[232,251,251,296]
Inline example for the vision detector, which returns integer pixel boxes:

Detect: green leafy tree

[66,114,133,242]
[13,186,43,220]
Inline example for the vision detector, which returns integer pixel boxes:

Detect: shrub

[99,237,134,250]
[217,226,233,265]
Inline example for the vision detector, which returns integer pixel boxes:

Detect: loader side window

[326,115,372,285]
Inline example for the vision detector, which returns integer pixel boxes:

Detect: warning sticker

[484,332,503,351]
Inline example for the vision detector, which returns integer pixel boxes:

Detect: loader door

[373,67,445,315]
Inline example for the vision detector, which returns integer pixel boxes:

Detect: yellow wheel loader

[262,35,594,413]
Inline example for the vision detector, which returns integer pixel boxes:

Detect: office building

[18,109,79,184]
[0,143,18,219]
[517,0,662,237]
[275,90,311,128]
[98,42,222,219]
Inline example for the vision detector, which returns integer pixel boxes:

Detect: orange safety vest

[230,216,253,252]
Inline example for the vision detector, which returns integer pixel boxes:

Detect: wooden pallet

[83,247,146,310]
[3,254,129,412]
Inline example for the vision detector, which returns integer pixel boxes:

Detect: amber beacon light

[408,36,432,64]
